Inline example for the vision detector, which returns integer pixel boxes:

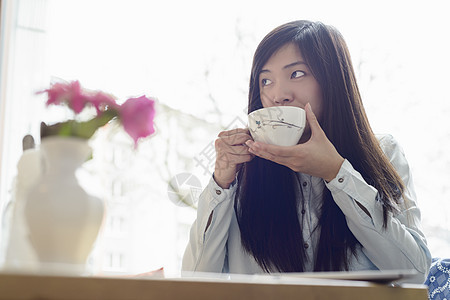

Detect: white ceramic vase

[24,136,104,273]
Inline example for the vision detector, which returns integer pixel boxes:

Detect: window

[1,0,449,274]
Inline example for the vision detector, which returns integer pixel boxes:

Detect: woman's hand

[246,103,344,182]
[214,128,254,189]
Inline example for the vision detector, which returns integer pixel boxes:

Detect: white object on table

[2,146,42,270]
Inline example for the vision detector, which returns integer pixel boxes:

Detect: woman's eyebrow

[283,61,307,69]
[260,61,308,75]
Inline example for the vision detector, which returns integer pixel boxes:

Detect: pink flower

[38,80,156,147]
[88,91,120,114]
[42,82,68,105]
[39,80,86,113]
[119,96,156,147]
[68,81,85,113]
[39,81,120,115]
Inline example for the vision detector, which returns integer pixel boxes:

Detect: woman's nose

[272,90,293,106]
[273,97,293,105]
[271,82,293,106]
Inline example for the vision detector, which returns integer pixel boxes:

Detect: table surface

[0,271,429,300]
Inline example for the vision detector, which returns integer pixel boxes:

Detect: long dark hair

[235,20,405,272]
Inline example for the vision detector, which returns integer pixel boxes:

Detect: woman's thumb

[305,103,320,133]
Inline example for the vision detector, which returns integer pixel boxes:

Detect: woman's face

[259,43,323,140]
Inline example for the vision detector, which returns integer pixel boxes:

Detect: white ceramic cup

[248,106,306,146]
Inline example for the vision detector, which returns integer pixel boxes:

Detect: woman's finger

[305,103,324,136]
[245,140,296,158]
[216,136,253,160]
[228,144,251,155]
[218,128,249,137]
[217,151,253,165]
[245,140,304,170]
[247,146,291,166]
[220,133,253,146]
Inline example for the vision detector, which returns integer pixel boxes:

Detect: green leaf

[41,109,119,139]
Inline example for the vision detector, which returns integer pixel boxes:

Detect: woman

[182,20,431,283]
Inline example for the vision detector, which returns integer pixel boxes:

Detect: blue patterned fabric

[426,258,450,299]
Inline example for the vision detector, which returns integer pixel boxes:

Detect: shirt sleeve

[325,134,431,282]
[181,175,237,273]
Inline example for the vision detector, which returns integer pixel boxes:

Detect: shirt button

[338,178,344,183]
[215,189,222,195]
[302,182,308,187]
[304,243,309,249]
[301,209,306,214]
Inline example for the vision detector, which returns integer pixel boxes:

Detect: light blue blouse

[182,134,431,284]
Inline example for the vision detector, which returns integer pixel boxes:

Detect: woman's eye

[291,71,305,79]
[261,78,272,86]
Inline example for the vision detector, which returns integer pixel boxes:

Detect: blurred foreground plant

[38,80,156,147]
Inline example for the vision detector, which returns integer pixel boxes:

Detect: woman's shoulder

[375,134,405,160]
[376,133,396,145]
